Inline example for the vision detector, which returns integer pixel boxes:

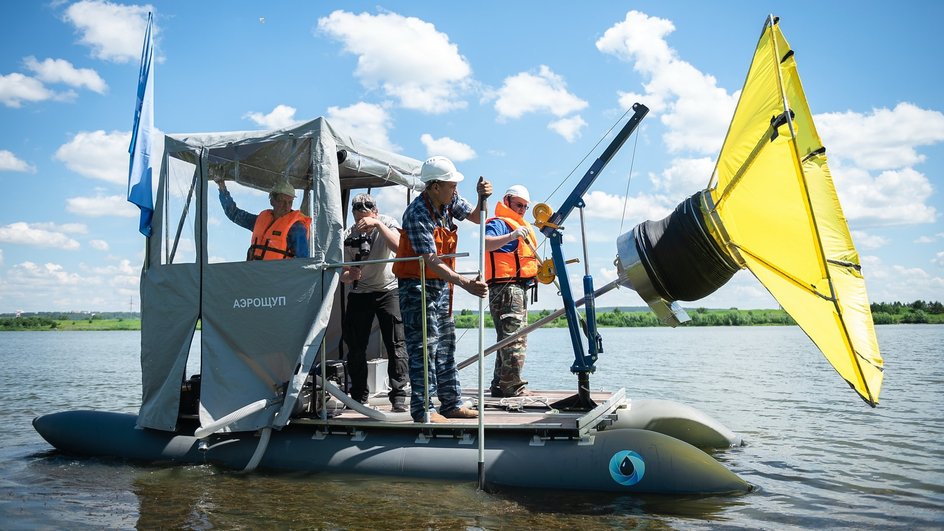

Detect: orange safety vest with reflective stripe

[393,194,457,280]
[248,210,311,260]
[485,201,539,283]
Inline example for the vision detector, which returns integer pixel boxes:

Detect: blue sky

[1,1,942,313]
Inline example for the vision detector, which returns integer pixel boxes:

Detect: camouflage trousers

[398,279,463,422]
[488,281,529,395]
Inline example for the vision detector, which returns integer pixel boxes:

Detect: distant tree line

[0,311,139,320]
[453,301,943,328]
[0,316,59,330]
[453,307,799,328]
[2,303,941,331]
[870,300,944,324]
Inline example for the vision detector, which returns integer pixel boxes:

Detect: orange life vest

[485,201,539,283]
[393,194,458,280]
[248,210,311,260]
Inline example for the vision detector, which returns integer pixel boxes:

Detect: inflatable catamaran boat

[34,16,882,495]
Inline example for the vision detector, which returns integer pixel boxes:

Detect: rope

[543,106,635,205]
[618,129,640,236]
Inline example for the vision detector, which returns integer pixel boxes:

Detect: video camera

[343,232,372,289]
[344,232,372,262]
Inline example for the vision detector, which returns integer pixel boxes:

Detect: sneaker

[441,407,478,419]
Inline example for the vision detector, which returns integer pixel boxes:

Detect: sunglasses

[508,199,529,211]
[353,201,375,211]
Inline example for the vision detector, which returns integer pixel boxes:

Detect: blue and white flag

[128,12,154,237]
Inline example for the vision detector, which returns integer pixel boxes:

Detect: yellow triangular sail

[706,16,884,406]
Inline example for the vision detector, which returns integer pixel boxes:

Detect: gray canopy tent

[137,118,423,433]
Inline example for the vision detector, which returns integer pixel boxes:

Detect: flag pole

[127,12,155,237]
[476,176,487,491]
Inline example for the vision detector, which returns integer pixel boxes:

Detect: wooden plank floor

[293,389,622,434]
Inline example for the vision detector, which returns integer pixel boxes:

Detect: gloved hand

[513,226,530,239]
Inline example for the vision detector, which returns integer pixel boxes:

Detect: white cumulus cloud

[318,10,471,113]
[0,150,36,173]
[32,222,88,234]
[832,164,936,226]
[420,133,475,161]
[0,72,65,108]
[596,10,738,154]
[850,230,889,251]
[244,104,299,129]
[10,261,86,286]
[66,195,138,218]
[548,115,588,143]
[0,222,81,250]
[24,56,107,93]
[581,190,674,222]
[55,130,130,185]
[89,239,110,251]
[862,255,944,303]
[649,157,714,200]
[327,102,398,152]
[494,65,588,120]
[816,103,944,171]
[913,232,944,244]
[814,103,944,227]
[63,0,156,63]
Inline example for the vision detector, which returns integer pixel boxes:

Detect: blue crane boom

[538,102,649,410]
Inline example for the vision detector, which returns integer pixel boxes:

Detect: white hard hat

[269,180,295,198]
[504,184,530,203]
[419,156,465,184]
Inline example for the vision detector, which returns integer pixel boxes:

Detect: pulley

[531,202,559,230]
[536,259,556,285]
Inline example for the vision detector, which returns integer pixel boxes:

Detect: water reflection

[131,466,747,529]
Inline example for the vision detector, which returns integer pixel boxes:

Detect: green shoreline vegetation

[2,301,942,331]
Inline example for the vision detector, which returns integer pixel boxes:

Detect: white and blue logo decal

[608,450,645,486]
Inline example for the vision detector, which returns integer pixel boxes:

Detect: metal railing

[320,252,469,424]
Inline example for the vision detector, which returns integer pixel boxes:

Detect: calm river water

[1,325,942,529]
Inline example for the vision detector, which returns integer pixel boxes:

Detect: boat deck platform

[291,388,627,437]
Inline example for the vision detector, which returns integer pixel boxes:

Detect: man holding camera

[340,193,408,412]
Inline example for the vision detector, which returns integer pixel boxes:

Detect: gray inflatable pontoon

[34,389,749,495]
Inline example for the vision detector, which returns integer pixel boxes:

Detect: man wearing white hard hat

[483,185,539,397]
[216,178,311,260]
[393,156,492,423]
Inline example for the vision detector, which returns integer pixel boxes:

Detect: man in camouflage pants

[484,185,539,397]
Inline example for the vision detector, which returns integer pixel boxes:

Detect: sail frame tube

[767,19,875,405]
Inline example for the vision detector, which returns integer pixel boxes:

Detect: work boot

[390,402,407,413]
[488,387,504,398]
[423,412,448,423]
[442,407,478,419]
